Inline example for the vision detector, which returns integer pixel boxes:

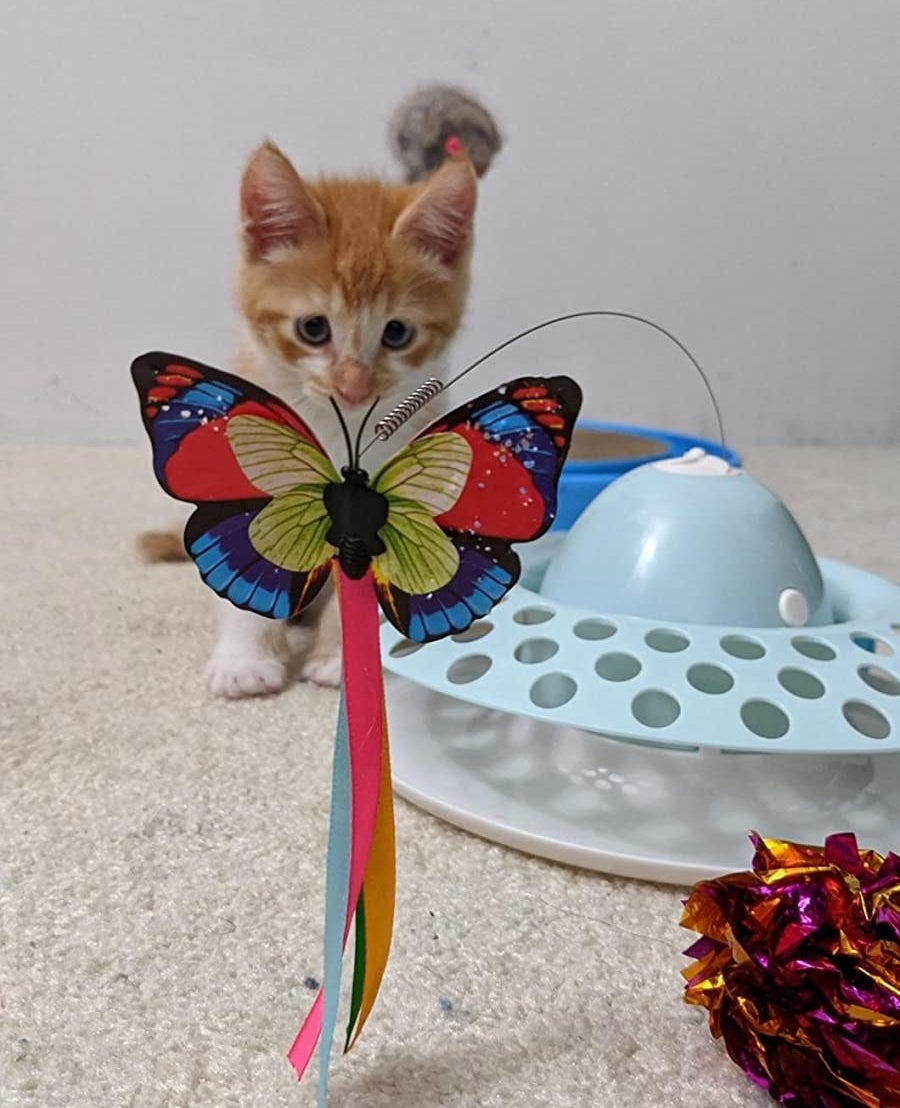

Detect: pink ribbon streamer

[287,568,386,1079]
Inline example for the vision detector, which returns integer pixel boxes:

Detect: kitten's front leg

[206,599,288,698]
[300,586,342,689]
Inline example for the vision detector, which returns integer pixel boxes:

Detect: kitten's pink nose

[333,361,374,407]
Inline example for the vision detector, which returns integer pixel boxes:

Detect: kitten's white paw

[206,652,287,698]
[301,652,343,689]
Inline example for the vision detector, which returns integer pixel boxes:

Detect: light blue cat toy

[379,329,899,885]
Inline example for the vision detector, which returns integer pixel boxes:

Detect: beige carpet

[2,444,897,1108]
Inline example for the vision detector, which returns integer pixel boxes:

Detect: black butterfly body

[323,468,390,579]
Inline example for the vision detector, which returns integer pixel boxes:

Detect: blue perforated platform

[382,558,899,755]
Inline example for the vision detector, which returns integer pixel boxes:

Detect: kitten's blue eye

[295,316,331,345]
[382,320,416,350]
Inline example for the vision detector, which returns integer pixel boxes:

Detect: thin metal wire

[360,310,726,457]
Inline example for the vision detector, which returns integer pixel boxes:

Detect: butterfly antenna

[329,397,355,469]
[353,397,381,469]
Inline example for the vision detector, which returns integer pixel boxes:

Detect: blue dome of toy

[540,449,833,628]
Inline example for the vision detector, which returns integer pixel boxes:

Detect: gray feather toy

[389,84,503,182]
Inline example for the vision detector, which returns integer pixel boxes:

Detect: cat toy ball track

[383,462,900,886]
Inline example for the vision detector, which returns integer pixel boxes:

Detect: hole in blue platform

[390,639,423,659]
[595,652,642,682]
[687,663,734,695]
[529,673,577,709]
[778,667,825,700]
[858,664,900,697]
[721,635,766,661]
[451,621,494,644]
[850,632,894,657]
[645,628,689,653]
[792,636,836,662]
[631,690,680,728]
[514,638,559,664]
[573,618,617,641]
[740,699,789,739]
[843,700,891,739]
[513,606,555,626]
[447,655,492,685]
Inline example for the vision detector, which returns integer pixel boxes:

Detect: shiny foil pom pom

[681,832,900,1108]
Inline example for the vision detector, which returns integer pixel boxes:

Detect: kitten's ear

[393,156,477,268]
[240,141,326,260]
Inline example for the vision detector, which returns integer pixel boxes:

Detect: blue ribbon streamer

[318,693,351,1106]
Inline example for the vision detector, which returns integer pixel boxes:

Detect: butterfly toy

[131,351,581,1101]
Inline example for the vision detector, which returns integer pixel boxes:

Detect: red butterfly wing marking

[164,400,310,502]
[434,423,546,540]
[512,387,570,448]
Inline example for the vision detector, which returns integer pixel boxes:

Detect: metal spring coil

[374,378,444,440]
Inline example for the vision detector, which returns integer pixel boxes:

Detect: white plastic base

[387,674,900,885]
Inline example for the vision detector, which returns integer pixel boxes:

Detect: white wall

[2,0,898,446]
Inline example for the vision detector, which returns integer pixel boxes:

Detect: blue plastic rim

[554,421,741,531]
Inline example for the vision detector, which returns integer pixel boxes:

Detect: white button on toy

[653,448,738,476]
[778,587,810,627]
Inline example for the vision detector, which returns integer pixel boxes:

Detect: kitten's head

[237,141,476,409]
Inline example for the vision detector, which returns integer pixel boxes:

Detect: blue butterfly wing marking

[149,379,244,472]
[132,353,249,474]
[185,502,330,620]
[376,534,520,644]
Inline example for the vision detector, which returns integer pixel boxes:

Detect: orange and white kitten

[205,141,477,697]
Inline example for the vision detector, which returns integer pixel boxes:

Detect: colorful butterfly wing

[132,352,339,620]
[425,376,582,542]
[369,376,581,641]
[131,351,329,502]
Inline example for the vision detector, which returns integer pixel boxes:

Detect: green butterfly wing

[371,432,471,513]
[227,414,338,572]
[248,488,334,572]
[370,433,471,594]
[227,415,339,493]
[373,501,460,594]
